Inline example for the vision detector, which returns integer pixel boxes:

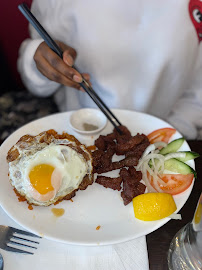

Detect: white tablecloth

[0,206,149,270]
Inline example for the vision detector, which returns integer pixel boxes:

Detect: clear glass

[167,193,202,270]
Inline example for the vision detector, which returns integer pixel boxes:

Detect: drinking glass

[167,192,202,270]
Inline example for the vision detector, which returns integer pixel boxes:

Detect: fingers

[62,47,92,85]
[34,41,86,89]
[63,51,75,67]
[36,56,82,89]
[47,52,82,82]
[34,41,91,91]
[82,73,90,81]
[58,41,77,63]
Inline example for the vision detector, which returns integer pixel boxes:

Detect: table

[147,140,202,270]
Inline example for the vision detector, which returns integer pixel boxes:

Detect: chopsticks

[18,2,123,134]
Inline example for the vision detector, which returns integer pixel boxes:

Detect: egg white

[8,139,93,206]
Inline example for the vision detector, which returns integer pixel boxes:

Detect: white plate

[0,109,195,246]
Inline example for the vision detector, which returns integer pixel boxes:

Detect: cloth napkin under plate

[0,206,149,270]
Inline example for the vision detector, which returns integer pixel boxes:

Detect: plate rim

[0,109,194,245]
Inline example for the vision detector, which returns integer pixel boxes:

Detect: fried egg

[7,130,93,206]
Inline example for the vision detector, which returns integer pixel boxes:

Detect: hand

[34,41,90,90]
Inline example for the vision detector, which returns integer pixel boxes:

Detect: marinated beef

[120,167,146,205]
[94,126,149,205]
[96,176,123,191]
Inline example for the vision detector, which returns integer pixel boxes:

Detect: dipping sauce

[83,123,98,131]
[70,109,107,135]
[51,208,65,217]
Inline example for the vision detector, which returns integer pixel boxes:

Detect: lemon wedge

[194,203,202,224]
[132,193,177,221]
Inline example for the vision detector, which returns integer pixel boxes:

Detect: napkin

[0,206,149,270]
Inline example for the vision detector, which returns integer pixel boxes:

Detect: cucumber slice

[164,158,197,178]
[160,138,185,155]
[166,151,200,162]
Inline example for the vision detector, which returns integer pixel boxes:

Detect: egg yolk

[29,164,55,194]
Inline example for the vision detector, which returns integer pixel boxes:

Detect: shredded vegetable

[136,142,186,193]
[153,141,167,149]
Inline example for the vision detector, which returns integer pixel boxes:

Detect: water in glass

[167,193,202,270]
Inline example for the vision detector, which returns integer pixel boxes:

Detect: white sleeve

[17,0,61,97]
[167,44,202,140]
[17,38,60,97]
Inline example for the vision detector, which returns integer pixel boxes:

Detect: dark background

[0,0,59,143]
[0,0,32,94]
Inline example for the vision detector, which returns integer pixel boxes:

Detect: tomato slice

[147,128,176,144]
[148,173,194,195]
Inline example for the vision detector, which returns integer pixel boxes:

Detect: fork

[0,225,41,255]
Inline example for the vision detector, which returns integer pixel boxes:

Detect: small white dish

[69,108,107,135]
